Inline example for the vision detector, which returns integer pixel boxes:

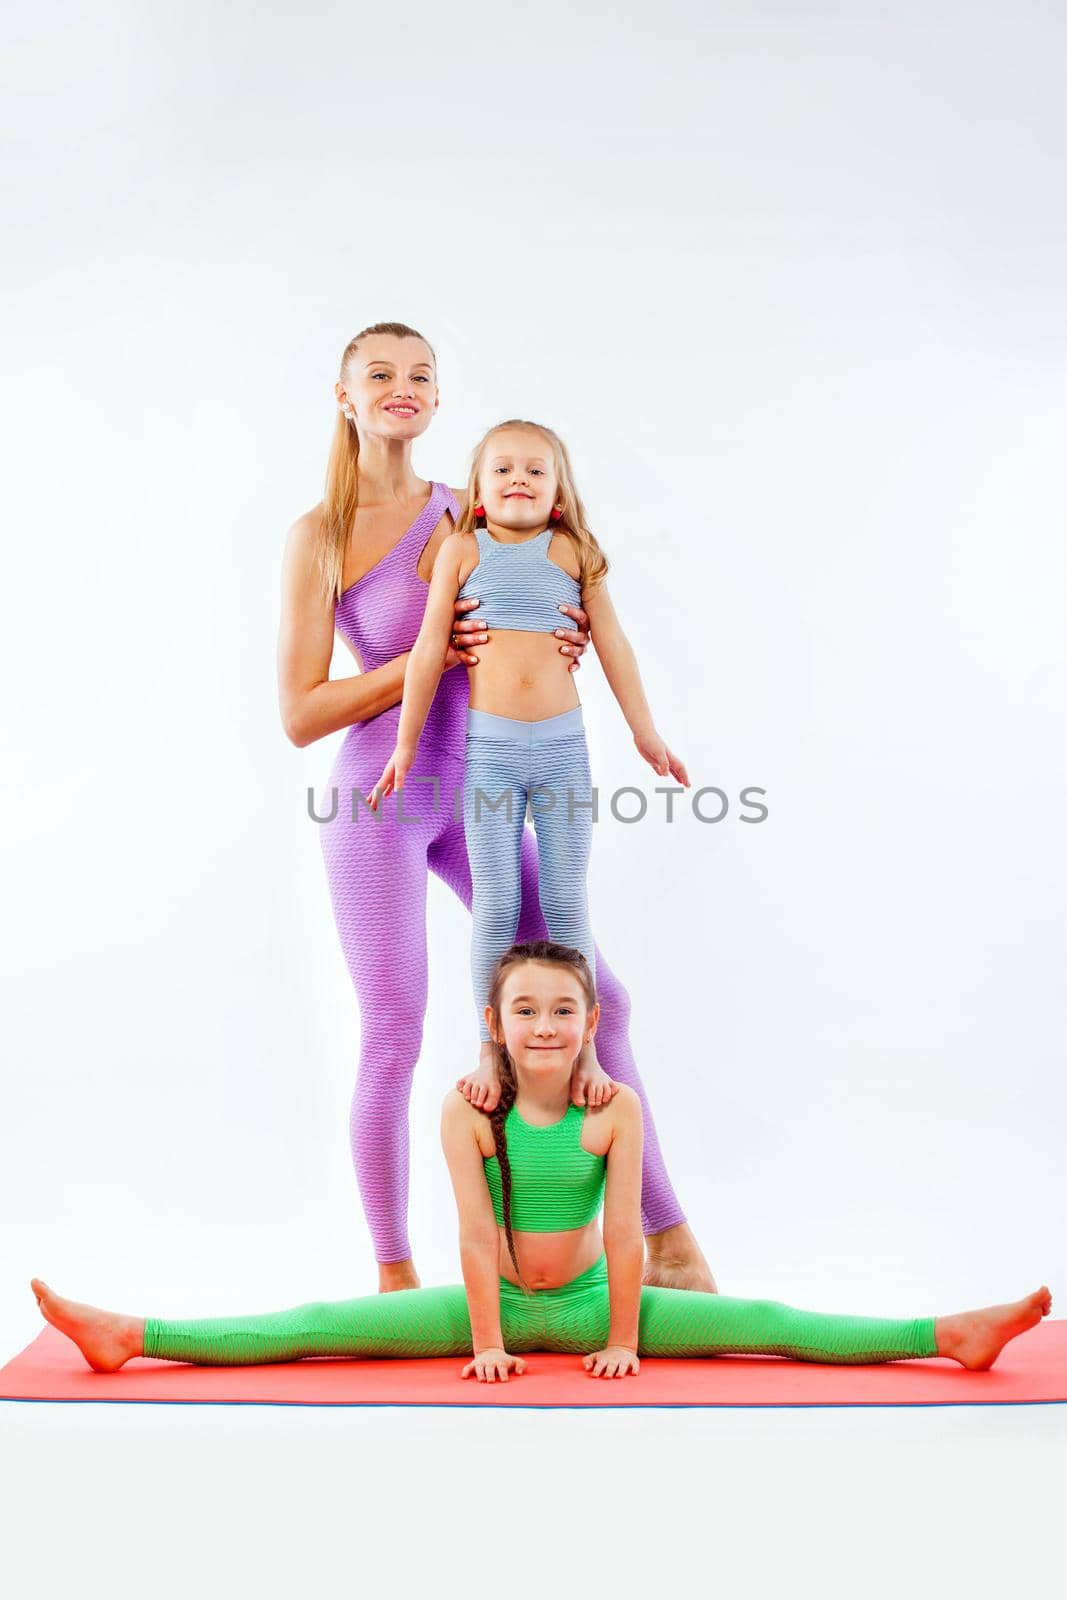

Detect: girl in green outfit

[32,941,1050,1382]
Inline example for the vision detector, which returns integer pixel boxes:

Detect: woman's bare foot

[936,1286,1052,1370]
[378,1259,421,1293]
[456,1045,501,1113]
[30,1279,145,1372]
[569,1045,620,1109]
[643,1223,718,1293]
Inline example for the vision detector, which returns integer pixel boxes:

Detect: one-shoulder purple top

[332,480,470,756]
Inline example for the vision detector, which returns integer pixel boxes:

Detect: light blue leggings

[464,706,596,1040]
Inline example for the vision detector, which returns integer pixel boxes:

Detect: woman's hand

[461,1348,528,1383]
[554,602,591,673]
[367,745,415,810]
[449,597,490,668]
[633,728,690,787]
[582,1346,640,1379]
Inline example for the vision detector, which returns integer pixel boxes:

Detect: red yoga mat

[3,1322,1066,1407]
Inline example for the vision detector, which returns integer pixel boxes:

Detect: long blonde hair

[453,419,609,594]
[318,321,436,605]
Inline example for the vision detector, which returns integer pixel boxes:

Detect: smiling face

[336,332,439,443]
[476,426,562,534]
[488,959,599,1081]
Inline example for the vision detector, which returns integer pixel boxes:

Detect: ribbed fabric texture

[142,1256,938,1366]
[456,526,582,632]
[318,483,687,1261]
[465,707,595,1042]
[483,1104,606,1231]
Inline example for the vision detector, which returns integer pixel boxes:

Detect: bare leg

[31,1279,144,1372]
[935,1286,1052,1369]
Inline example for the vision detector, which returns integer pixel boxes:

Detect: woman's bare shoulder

[284,502,325,553]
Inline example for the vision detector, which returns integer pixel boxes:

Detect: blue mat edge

[3,1395,1065,1411]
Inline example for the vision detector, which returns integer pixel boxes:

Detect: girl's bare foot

[456,1048,501,1113]
[643,1222,718,1293]
[30,1279,145,1372]
[569,1049,619,1109]
[378,1259,421,1293]
[936,1286,1052,1370]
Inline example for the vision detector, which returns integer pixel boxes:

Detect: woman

[277,320,713,1293]
[31,942,1051,1380]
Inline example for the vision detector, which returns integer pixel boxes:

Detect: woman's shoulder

[285,501,325,548]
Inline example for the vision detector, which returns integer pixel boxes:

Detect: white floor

[2,1397,1063,1597]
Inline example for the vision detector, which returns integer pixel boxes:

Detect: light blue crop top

[456,527,582,632]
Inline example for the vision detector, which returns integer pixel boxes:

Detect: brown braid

[483,940,599,1293]
[488,1055,521,1283]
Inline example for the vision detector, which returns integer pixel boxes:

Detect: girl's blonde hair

[318,321,437,605]
[453,419,609,594]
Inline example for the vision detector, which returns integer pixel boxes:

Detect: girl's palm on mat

[462,1348,527,1383]
[583,1346,641,1379]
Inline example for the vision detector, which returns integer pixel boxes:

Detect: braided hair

[483,940,599,1287]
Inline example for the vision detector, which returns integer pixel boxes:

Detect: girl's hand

[582,1346,640,1379]
[634,729,690,787]
[367,746,414,811]
[461,1348,528,1383]
[449,597,490,668]
[554,602,591,673]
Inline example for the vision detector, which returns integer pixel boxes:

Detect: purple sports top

[332,480,469,755]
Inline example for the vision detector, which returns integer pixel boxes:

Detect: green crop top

[482,1103,607,1231]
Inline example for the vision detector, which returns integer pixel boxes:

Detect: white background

[2,2,1065,1593]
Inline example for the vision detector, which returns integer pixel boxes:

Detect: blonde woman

[278,323,713,1294]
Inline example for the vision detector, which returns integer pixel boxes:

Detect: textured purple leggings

[319,716,687,1263]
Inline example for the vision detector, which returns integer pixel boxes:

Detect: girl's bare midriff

[466,630,582,721]
[457,526,585,721]
[497,1219,604,1290]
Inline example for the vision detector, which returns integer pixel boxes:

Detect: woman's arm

[440,1092,525,1380]
[581,581,690,787]
[585,1085,645,1377]
[278,510,412,747]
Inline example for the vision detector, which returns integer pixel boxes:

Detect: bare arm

[440,1093,507,1358]
[582,581,690,787]
[277,511,411,747]
[599,1087,645,1357]
[581,580,657,738]
[395,536,465,755]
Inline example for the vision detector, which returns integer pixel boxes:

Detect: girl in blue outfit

[371,418,689,1113]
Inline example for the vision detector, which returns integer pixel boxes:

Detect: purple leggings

[320,718,686,1263]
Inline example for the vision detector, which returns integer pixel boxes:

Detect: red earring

[474,504,485,518]
[550,507,563,522]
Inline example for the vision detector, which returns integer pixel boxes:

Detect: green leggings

[143,1256,937,1366]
